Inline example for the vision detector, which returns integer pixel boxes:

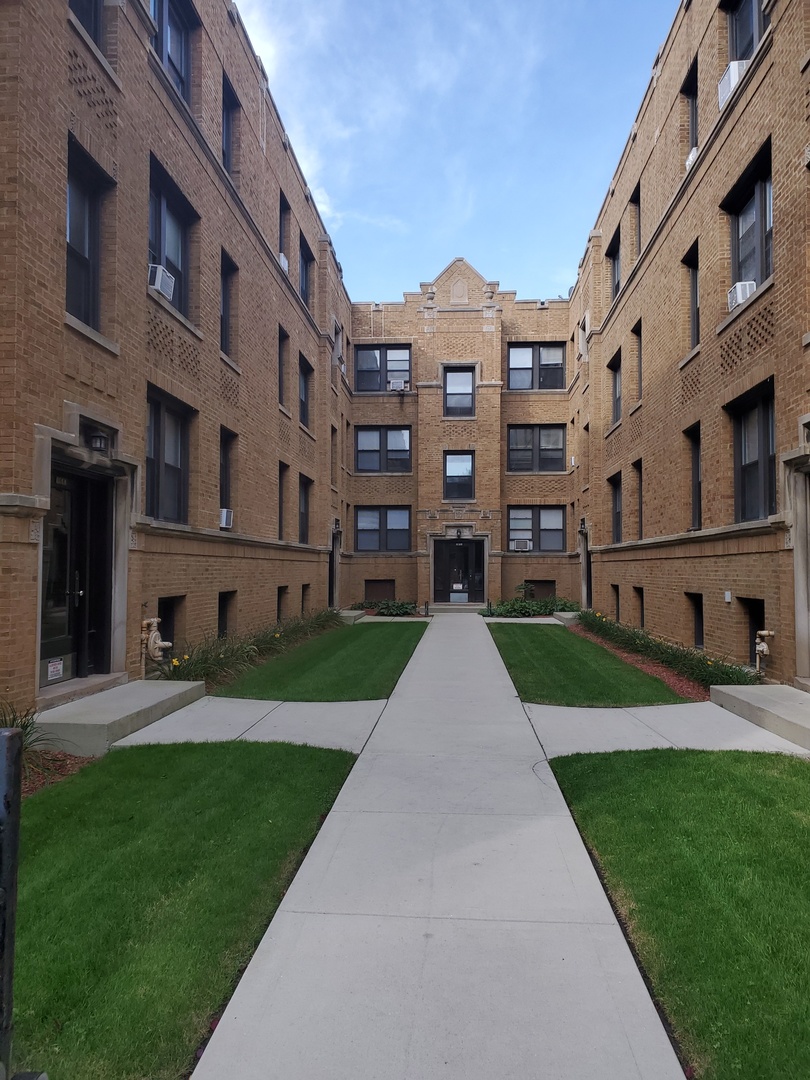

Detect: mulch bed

[22,749,93,799]
[568,623,709,702]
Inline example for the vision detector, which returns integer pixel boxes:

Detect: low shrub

[578,609,759,687]
[153,608,343,684]
[373,600,417,617]
[486,596,581,618]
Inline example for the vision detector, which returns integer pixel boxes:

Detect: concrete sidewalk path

[192,614,684,1080]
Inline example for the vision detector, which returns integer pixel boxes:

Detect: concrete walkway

[190,614,687,1080]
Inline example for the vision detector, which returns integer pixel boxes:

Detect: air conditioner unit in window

[279,252,289,273]
[512,539,532,552]
[148,263,175,301]
[718,59,749,110]
[219,508,234,529]
[388,379,408,392]
[685,146,698,171]
[728,281,756,311]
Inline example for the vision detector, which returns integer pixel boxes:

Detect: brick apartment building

[0,0,808,708]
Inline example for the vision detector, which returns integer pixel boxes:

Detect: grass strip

[551,749,810,1080]
[489,623,685,705]
[218,621,427,700]
[14,742,355,1080]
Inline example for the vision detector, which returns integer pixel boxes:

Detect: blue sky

[237,0,677,303]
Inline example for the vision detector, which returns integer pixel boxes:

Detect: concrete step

[338,609,365,624]
[429,603,483,614]
[794,677,810,695]
[37,679,205,757]
[710,684,810,750]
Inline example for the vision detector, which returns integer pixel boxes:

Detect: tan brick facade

[0,0,808,707]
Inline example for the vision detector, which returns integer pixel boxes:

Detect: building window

[355,427,411,472]
[722,142,772,288]
[220,250,237,356]
[612,584,620,621]
[66,141,108,329]
[278,461,288,540]
[683,242,700,348]
[682,60,698,153]
[276,584,288,622]
[219,427,235,516]
[444,452,474,500]
[222,74,239,173]
[298,355,312,429]
[146,389,191,523]
[725,0,769,62]
[608,350,622,424]
[730,381,775,522]
[444,367,475,416]
[218,591,236,638]
[70,0,102,45]
[606,228,621,300]
[609,473,622,543]
[633,459,643,539]
[299,234,314,309]
[507,343,565,390]
[298,474,312,544]
[279,191,290,264]
[508,506,566,552]
[632,320,642,400]
[507,426,565,473]
[634,585,645,628]
[355,507,411,551]
[629,183,641,258]
[278,326,289,406]
[151,0,197,102]
[354,345,411,392]
[148,157,196,316]
[686,424,702,529]
[686,592,704,649]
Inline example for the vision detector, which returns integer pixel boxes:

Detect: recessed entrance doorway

[433,539,485,604]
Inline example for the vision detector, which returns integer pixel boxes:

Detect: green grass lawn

[489,624,685,706]
[218,621,426,700]
[552,750,810,1080]
[13,742,355,1080]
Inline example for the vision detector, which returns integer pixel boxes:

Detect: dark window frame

[443,366,475,417]
[443,451,475,501]
[220,249,237,356]
[70,0,103,45]
[722,142,772,288]
[683,241,700,348]
[729,380,775,523]
[355,506,412,552]
[299,233,314,309]
[608,350,622,424]
[355,426,412,473]
[507,425,566,473]
[148,157,197,317]
[146,387,192,524]
[279,191,290,260]
[221,73,239,173]
[298,355,312,429]
[606,228,621,300]
[354,344,412,392]
[629,183,641,258]
[507,505,566,552]
[151,0,197,103]
[219,426,236,513]
[278,461,288,540]
[609,473,622,544]
[298,474,312,544]
[681,60,698,151]
[507,342,566,390]
[632,458,643,539]
[278,326,289,406]
[66,139,110,330]
[723,0,769,62]
[686,423,702,529]
[686,592,705,649]
[632,320,642,400]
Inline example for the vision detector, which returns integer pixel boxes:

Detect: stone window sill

[64,313,120,356]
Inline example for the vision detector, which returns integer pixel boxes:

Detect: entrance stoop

[36,680,205,757]
[429,603,484,613]
[710,684,810,750]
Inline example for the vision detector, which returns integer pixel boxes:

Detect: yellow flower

[183,654,189,660]
[171,658,180,667]
[707,660,713,665]
[596,612,602,617]
[274,633,281,638]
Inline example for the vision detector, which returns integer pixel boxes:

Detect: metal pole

[0,730,22,1080]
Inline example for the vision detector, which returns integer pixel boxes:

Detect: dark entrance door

[434,539,485,604]
[39,468,113,687]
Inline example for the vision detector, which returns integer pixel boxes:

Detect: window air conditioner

[219,508,234,529]
[512,539,532,552]
[728,281,756,311]
[718,60,749,110]
[388,379,408,392]
[148,263,175,301]
[685,146,698,171]
[279,252,289,273]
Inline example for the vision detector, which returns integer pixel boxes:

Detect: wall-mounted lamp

[88,430,110,453]
[456,527,462,539]
[578,517,587,536]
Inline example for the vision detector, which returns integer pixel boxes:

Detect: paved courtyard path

[190,613,690,1079]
